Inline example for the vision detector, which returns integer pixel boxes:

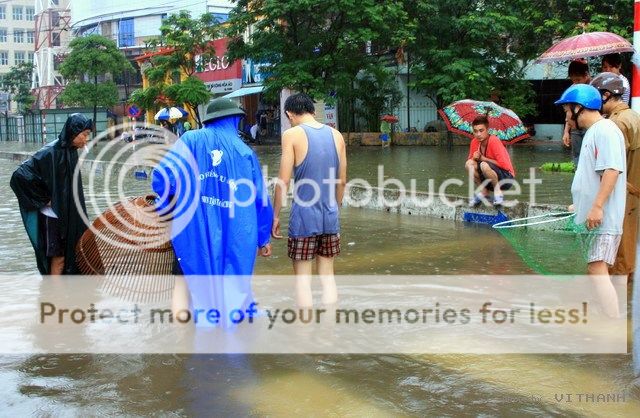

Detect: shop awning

[222,85,264,99]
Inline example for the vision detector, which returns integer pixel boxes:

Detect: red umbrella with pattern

[438,100,530,144]
[536,31,633,63]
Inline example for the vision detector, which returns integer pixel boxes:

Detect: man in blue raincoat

[152,99,272,327]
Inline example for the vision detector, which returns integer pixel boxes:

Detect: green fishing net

[493,212,598,275]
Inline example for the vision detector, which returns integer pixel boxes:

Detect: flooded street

[0,144,638,416]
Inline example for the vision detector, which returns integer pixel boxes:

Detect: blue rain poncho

[152,115,272,275]
[152,115,272,328]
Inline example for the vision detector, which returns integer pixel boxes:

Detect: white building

[0,0,38,112]
[71,0,233,51]
[69,0,234,110]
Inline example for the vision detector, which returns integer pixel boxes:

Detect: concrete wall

[345,183,564,223]
[343,132,470,146]
[534,124,564,141]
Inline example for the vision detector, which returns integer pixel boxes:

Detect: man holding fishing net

[591,72,640,283]
[556,84,627,317]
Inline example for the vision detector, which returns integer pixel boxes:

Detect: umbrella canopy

[154,106,189,121]
[438,100,530,144]
[536,31,633,63]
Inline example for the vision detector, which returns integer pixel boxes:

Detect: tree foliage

[60,35,133,133]
[403,0,634,117]
[224,0,634,123]
[134,11,218,127]
[1,62,35,113]
[340,65,403,132]
[535,0,632,40]
[150,10,220,77]
[406,0,543,116]
[226,0,413,102]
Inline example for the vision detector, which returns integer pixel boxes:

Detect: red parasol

[438,100,530,144]
[380,114,399,123]
[536,31,633,63]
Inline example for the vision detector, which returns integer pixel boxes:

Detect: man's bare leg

[316,255,337,305]
[611,273,631,313]
[172,276,190,317]
[479,162,502,196]
[589,261,620,318]
[465,160,481,186]
[293,260,313,308]
[50,256,64,276]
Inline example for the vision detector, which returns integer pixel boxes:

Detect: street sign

[126,104,142,118]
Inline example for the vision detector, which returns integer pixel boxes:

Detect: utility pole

[632,0,640,112]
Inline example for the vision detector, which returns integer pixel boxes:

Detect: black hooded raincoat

[10,113,92,274]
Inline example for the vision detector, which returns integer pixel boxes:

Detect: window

[27,30,34,44]
[12,6,23,21]
[14,51,25,64]
[212,13,229,24]
[28,52,34,62]
[0,29,6,42]
[50,11,60,27]
[14,29,23,43]
[26,7,35,21]
[0,51,7,65]
[0,6,5,20]
[52,32,60,46]
[118,18,134,47]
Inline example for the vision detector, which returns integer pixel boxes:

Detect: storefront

[194,38,243,97]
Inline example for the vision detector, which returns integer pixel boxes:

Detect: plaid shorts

[588,234,622,265]
[287,234,340,260]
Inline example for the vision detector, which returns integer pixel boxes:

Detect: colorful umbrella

[535,31,633,63]
[438,100,530,144]
[154,106,189,121]
[380,114,399,123]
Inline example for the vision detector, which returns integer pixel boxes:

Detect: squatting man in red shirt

[464,115,517,207]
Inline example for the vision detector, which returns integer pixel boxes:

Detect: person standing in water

[10,113,92,275]
[272,93,347,308]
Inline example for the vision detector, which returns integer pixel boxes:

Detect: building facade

[70,0,234,116]
[71,0,234,50]
[33,0,72,110]
[0,0,38,112]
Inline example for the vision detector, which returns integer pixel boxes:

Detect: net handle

[492,212,575,229]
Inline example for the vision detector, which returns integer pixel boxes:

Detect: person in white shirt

[556,83,627,318]
[602,53,631,105]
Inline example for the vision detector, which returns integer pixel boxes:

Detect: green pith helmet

[202,98,245,123]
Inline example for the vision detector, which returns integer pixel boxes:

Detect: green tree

[226,0,413,103]
[340,65,402,131]
[1,62,35,113]
[406,0,546,117]
[133,11,218,127]
[60,35,133,134]
[537,0,632,40]
[406,0,634,118]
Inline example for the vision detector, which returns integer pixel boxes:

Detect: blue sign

[127,104,142,118]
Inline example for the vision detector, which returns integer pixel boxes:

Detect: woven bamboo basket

[76,195,175,302]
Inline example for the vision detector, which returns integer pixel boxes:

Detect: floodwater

[0,143,638,416]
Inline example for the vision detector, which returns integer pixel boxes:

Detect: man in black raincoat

[10,113,93,275]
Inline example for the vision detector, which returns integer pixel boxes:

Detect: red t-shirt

[467,135,515,176]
